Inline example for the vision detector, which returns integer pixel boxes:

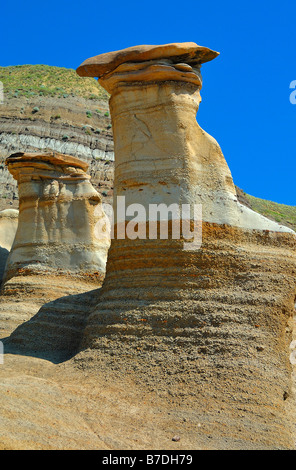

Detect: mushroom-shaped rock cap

[76,42,219,78]
[6,151,89,172]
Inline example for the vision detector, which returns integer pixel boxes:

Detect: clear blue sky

[1,0,296,204]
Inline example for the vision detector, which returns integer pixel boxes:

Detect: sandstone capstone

[76,42,219,78]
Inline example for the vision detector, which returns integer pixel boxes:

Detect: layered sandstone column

[76,44,296,449]
[0,209,18,285]
[3,151,110,284]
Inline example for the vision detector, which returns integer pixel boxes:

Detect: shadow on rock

[2,288,100,364]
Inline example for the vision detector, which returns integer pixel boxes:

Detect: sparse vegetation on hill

[244,193,296,232]
[236,186,296,231]
[0,64,109,101]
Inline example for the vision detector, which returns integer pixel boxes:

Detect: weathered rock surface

[0,209,18,284]
[0,273,101,362]
[0,151,109,360]
[76,42,219,78]
[3,151,110,284]
[75,43,296,449]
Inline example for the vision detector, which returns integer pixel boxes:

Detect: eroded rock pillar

[3,151,109,284]
[76,43,296,449]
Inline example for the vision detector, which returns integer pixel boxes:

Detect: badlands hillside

[0,64,114,210]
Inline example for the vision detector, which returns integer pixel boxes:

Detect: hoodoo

[77,43,296,449]
[3,151,110,284]
[1,151,110,360]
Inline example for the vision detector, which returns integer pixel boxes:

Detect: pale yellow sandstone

[3,151,110,284]
[0,209,18,284]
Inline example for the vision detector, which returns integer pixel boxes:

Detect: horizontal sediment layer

[77,222,296,449]
[0,274,101,362]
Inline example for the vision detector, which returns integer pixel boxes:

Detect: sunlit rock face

[77,43,296,449]
[0,209,18,284]
[2,151,110,284]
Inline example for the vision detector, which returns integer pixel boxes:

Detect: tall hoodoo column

[77,44,296,449]
[3,151,110,284]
